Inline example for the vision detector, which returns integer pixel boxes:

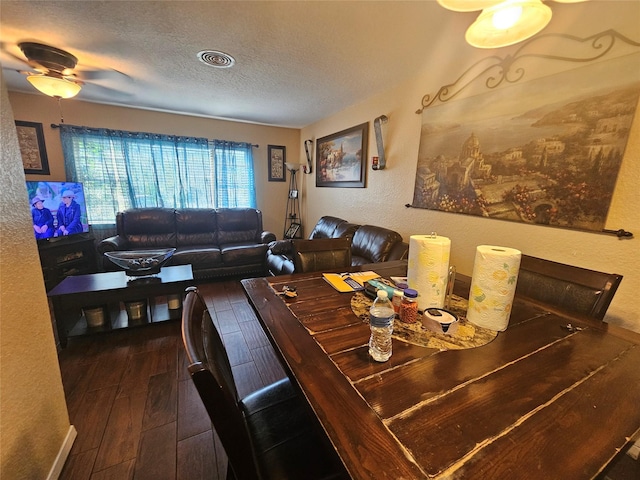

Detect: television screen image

[26,181,90,241]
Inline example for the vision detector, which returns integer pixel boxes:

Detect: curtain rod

[50,123,259,147]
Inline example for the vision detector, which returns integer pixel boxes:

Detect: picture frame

[413,53,640,233]
[15,121,50,175]
[316,122,368,188]
[284,222,301,239]
[268,144,286,182]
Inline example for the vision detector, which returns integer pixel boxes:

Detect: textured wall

[302,86,639,332]
[0,78,71,477]
[10,92,300,239]
[300,2,640,333]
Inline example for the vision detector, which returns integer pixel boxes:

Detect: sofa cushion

[221,243,269,266]
[217,208,263,244]
[119,208,177,248]
[351,225,403,264]
[309,216,347,239]
[334,221,359,239]
[176,208,218,246]
[172,246,223,269]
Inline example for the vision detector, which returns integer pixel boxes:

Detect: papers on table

[323,271,380,292]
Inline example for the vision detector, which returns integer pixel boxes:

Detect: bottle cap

[376,290,389,299]
[403,288,418,298]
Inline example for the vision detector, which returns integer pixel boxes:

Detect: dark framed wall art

[316,122,368,188]
[268,145,286,182]
[15,120,50,175]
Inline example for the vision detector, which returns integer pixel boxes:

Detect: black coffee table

[48,265,194,347]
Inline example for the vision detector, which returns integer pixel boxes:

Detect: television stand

[37,236,98,291]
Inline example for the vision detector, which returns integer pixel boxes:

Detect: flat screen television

[26,181,90,242]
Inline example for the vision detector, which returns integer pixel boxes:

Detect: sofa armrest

[268,239,293,255]
[262,231,277,244]
[97,235,130,254]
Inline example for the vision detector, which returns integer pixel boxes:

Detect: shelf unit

[37,236,97,290]
[284,166,302,239]
[48,265,193,347]
[66,296,184,339]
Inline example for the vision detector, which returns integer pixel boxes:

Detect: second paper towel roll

[407,235,451,311]
[467,245,521,331]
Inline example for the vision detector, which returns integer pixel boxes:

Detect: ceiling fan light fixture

[465,0,552,49]
[492,4,523,29]
[27,74,81,98]
[437,0,504,12]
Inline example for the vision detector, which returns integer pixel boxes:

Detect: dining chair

[291,237,352,273]
[181,286,347,480]
[515,254,623,320]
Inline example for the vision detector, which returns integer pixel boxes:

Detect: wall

[300,1,640,333]
[1,77,73,478]
[5,87,300,479]
[9,92,300,237]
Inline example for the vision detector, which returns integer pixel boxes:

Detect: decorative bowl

[104,248,176,276]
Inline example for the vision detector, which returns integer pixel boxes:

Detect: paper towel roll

[467,245,521,331]
[407,235,451,310]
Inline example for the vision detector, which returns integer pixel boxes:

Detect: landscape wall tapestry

[413,52,640,232]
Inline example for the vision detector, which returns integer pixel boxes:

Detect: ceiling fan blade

[0,42,33,69]
[81,81,133,100]
[75,68,131,82]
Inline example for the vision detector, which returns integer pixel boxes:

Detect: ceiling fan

[2,41,130,99]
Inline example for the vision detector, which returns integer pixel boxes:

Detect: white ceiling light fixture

[436,0,504,12]
[466,0,553,49]
[17,42,83,98]
[26,73,82,98]
[439,0,587,49]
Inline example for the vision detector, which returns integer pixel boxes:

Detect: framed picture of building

[316,122,368,188]
[413,53,640,232]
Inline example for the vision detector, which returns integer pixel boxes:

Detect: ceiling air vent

[197,50,235,68]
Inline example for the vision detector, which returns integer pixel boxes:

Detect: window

[59,125,256,225]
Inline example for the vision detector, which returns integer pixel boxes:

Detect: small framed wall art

[15,120,50,175]
[316,122,368,188]
[268,145,286,182]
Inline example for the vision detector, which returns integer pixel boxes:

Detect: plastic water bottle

[369,290,395,362]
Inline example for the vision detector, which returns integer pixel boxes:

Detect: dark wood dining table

[241,260,640,479]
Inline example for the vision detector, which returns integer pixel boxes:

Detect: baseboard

[628,441,640,460]
[47,425,77,480]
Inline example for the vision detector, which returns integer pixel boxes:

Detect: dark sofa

[266,215,408,276]
[98,208,276,280]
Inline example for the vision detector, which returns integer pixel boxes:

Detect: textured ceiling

[0,1,481,127]
[1,1,637,128]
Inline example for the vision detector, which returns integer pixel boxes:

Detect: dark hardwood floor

[57,278,640,480]
[58,280,286,480]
